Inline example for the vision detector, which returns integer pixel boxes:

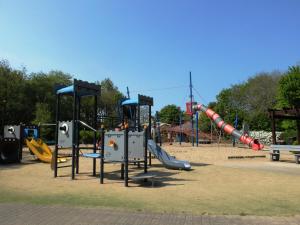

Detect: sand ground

[1,143,300,216]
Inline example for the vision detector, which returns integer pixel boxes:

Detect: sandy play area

[1,143,300,216]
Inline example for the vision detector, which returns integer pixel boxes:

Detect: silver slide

[147,140,191,170]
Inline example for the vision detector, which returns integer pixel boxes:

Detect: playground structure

[121,95,191,170]
[148,140,191,170]
[53,79,101,181]
[186,102,264,150]
[0,124,65,164]
[1,78,191,186]
[0,137,20,163]
[0,124,39,163]
[53,79,148,186]
[52,79,191,186]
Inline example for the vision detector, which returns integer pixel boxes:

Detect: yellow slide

[25,139,66,163]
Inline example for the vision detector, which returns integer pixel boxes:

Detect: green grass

[1,188,300,216]
[0,189,145,212]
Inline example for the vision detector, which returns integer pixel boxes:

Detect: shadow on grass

[54,163,199,186]
[129,170,194,188]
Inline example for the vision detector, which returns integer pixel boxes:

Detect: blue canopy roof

[121,98,138,105]
[56,85,74,94]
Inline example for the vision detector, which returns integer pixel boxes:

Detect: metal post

[71,92,77,180]
[189,71,194,146]
[54,95,60,178]
[154,111,159,144]
[196,111,199,147]
[144,127,148,174]
[124,127,129,187]
[148,105,152,166]
[156,111,162,146]
[179,108,182,146]
[100,126,104,184]
[93,95,97,176]
[126,86,130,98]
[76,96,80,174]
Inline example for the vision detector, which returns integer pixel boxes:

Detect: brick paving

[0,203,299,225]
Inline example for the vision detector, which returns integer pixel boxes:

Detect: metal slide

[25,139,66,163]
[187,102,264,150]
[147,140,191,170]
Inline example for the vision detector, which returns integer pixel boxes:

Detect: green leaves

[277,66,300,108]
[0,60,123,133]
[211,72,282,131]
[159,104,181,124]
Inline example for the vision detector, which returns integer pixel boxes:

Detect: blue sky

[0,0,300,112]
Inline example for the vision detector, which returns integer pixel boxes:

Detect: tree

[214,87,246,130]
[198,102,216,132]
[27,70,73,123]
[0,60,29,130]
[32,103,54,141]
[0,59,128,135]
[159,105,181,124]
[213,72,281,131]
[277,66,300,108]
[98,78,124,127]
[277,66,300,144]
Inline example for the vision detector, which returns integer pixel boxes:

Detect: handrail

[78,120,97,132]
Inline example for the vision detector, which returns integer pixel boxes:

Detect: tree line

[158,66,300,143]
[0,60,123,140]
[1,59,299,143]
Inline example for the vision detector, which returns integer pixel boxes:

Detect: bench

[131,174,157,187]
[295,154,300,164]
[270,145,300,164]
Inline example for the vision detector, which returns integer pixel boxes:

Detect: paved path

[0,203,299,225]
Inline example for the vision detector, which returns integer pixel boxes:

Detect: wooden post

[297,120,300,144]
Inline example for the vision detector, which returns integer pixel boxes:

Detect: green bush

[281,129,297,145]
[292,140,299,145]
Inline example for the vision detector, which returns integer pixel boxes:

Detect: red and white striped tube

[191,103,264,150]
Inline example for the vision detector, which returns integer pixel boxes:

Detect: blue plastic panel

[121,98,138,105]
[82,153,103,158]
[56,85,74,94]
